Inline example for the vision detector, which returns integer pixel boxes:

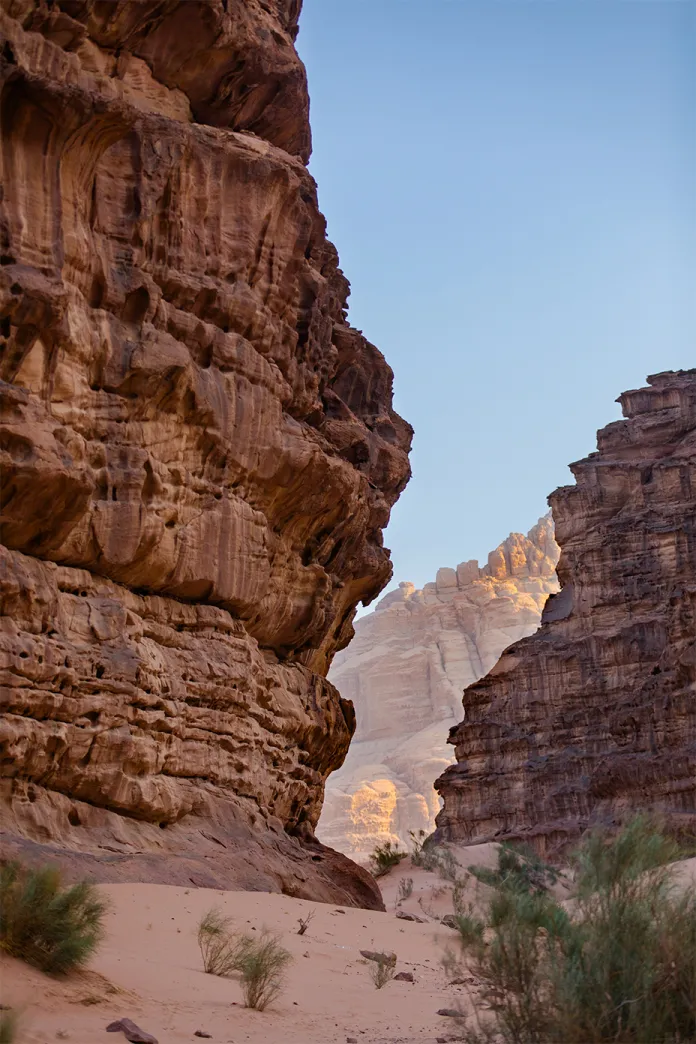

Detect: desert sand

[4,848,694,1044]
[1,857,478,1044]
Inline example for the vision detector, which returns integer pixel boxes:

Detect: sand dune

[2,877,472,1044]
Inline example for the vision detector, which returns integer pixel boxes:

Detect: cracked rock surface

[0,0,411,907]
[435,371,696,854]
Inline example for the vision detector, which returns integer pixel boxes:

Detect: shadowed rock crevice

[0,0,411,907]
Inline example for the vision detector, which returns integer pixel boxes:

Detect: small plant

[410,833,460,881]
[409,829,427,859]
[236,931,292,1011]
[0,861,106,975]
[369,955,396,989]
[369,841,407,878]
[197,912,292,1010]
[468,841,559,896]
[0,1009,17,1044]
[452,909,485,948]
[197,908,243,976]
[397,876,413,902]
[297,910,314,935]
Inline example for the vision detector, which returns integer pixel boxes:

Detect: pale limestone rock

[317,517,559,859]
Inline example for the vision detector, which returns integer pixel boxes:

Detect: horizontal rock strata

[435,371,696,854]
[318,518,559,858]
[0,0,411,907]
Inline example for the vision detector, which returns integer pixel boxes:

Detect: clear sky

[296,0,695,597]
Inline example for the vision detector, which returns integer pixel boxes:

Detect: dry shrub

[397,877,414,901]
[237,931,292,1010]
[369,841,407,878]
[196,910,292,1010]
[456,816,696,1044]
[197,908,242,976]
[0,1009,17,1044]
[369,955,396,989]
[0,862,106,975]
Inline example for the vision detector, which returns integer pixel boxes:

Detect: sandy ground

[4,848,694,1044]
[1,861,477,1044]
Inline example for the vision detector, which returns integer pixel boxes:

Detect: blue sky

[297,0,695,596]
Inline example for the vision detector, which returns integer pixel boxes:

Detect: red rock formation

[0,1,411,907]
[435,372,696,853]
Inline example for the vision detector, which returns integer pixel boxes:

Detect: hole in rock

[159,821,168,829]
[2,42,16,64]
[89,273,106,308]
[95,665,105,679]
[0,255,15,265]
[123,285,150,324]
[10,282,20,295]
[0,317,10,338]
[19,651,28,659]
[68,808,80,827]
[165,520,176,529]
[80,590,88,597]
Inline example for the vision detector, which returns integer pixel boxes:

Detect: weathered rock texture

[317,518,559,858]
[0,0,411,907]
[435,372,696,854]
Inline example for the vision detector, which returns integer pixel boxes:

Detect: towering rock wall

[0,0,411,907]
[435,372,696,854]
[318,518,559,858]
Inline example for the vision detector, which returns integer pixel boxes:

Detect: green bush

[468,841,560,896]
[457,817,696,1044]
[0,862,106,975]
[369,841,407,878]
[196,910,292,1010]
[369,955,396,989]
[236,931,292,1011]
[410,831,460,881]
[197,908,243,976]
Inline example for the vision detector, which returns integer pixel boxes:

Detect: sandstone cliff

[435,371,696,854]
[317,517,559,858]
[0,0,411,907]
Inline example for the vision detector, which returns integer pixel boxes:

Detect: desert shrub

[456,816,696,1044]
[468,842,559,896]
[297,910,314,935]
[369,841,407,878]
[369,955,396,989]
[197,911,292,1010]
[453,909,486,948]
[0,1009,17,1044]
[0,862,106,975]
[236,931,292,1011]
[197,908,245,976]
[410,832,460,881]
[409,829,427,859]
[397,876,413,901]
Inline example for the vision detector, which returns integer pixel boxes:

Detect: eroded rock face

[0,0,411,907]
[435,372,696,854]
[317,518,559,859]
